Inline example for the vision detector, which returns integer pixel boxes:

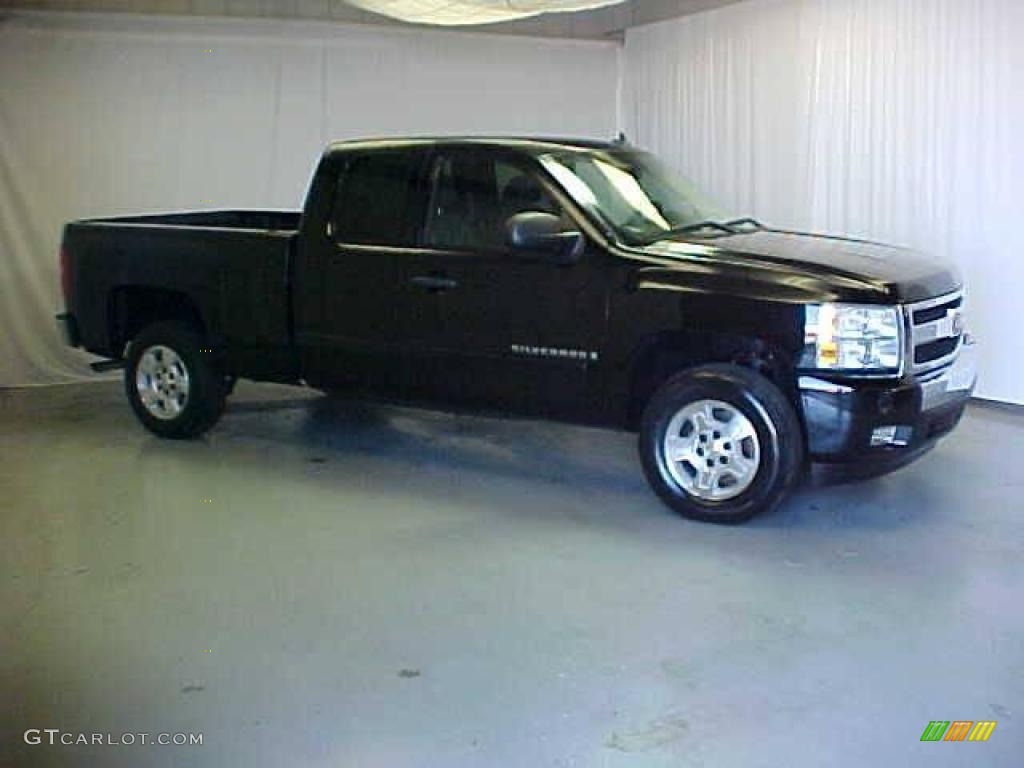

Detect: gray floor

[1,381,1022,767]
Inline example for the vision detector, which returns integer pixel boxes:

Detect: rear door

[313,147,430,391]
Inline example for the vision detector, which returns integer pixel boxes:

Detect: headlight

[801,303,902,373]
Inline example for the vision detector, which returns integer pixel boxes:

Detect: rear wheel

[125,321,226,439]
[639,364,803,523]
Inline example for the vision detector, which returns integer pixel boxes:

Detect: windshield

[539,149,735,245]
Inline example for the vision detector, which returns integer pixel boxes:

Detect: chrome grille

[905,291,964,375]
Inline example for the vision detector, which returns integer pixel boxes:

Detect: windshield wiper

[652,220,739,241]
[674,220,738,235]
[725,217,763,230]
[641,218,764,245]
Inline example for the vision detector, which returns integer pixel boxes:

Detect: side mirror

[506,212,584,265]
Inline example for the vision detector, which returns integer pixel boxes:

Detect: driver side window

[425,153,567,252]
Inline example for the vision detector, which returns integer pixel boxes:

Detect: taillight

[60,244,71,302]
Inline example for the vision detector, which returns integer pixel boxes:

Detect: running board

[90,359,125,373]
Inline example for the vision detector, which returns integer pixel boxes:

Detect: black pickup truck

[57,138,977,523]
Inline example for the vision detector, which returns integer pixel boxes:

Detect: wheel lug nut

[720,456,729,465]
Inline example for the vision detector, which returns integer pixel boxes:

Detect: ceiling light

[345,0,627,26]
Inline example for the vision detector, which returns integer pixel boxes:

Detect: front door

[401,148,609,421]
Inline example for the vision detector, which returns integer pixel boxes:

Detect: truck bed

[63,210,301,382]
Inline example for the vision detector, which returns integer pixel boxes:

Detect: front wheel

[125,321,226,439]
[639,364,804,524]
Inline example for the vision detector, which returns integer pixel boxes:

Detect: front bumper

[798,340,977,471]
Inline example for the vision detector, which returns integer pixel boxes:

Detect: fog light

[871,426,912,447]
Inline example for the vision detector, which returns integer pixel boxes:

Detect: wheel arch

[625,330,801,430]
[107,285,207,357]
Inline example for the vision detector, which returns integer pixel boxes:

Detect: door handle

[410,275,458,292]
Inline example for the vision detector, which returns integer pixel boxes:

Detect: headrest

[503,175,543,206]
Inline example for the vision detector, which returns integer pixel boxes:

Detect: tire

[125,321,226,439]
[639,364,803,524]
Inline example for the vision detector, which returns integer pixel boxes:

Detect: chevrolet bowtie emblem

[949,308,964,337]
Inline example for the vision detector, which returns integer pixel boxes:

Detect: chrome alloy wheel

[135,344,190,421]
[662,399,761,502]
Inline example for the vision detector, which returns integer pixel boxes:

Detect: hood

[628,228,961,304]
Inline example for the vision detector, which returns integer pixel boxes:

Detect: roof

[325,136,627,155]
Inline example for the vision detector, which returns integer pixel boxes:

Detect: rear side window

[331,150,425,247]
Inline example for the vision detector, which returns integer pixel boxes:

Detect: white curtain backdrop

[0,11,617,387]
[622,0,1024,404]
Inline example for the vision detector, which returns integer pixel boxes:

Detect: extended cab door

[401,148,609,420]
[304,147,431,391]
